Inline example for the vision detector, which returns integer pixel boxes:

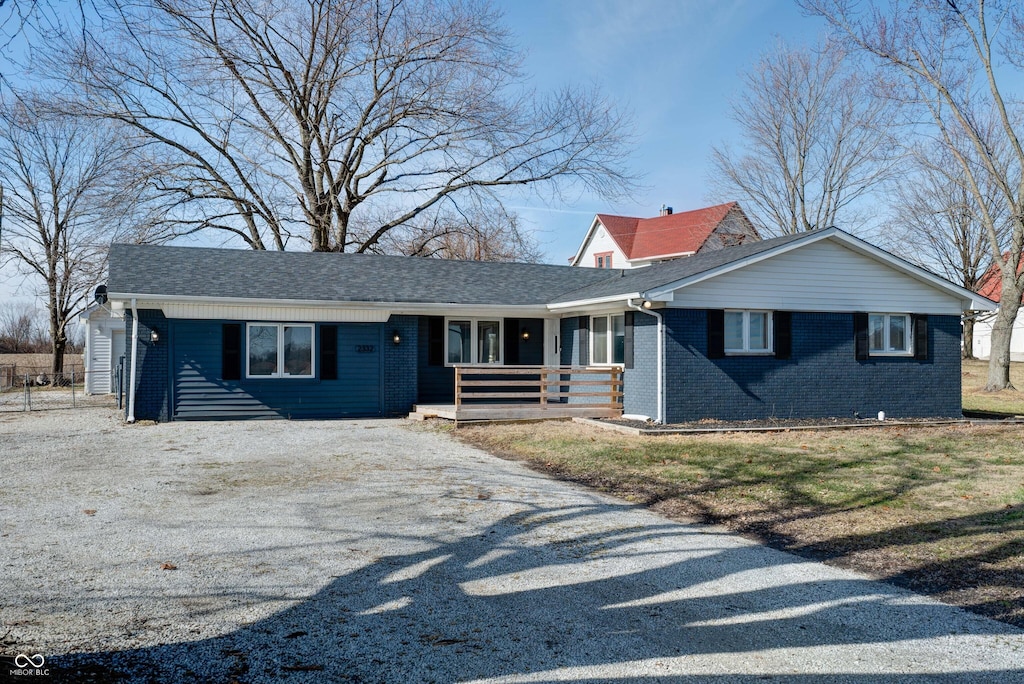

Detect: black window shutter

[707,309,725,359]
[913,314,929,360]
[774,311,792,360]
[222,323,242,380]
[578,316,590,365]
[504,317,520,365]
[427,316,444,366]
[321,325,338,380]
[854,312,869,360]
[623,311,634,369]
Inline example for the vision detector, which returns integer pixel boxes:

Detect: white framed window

[869,313,911,355]
[246,323,315,378]
[724,310,772,354]
[590,313,625,365]
[446,318,502,365]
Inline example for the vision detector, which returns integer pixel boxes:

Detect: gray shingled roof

[107,231,824,307]
[107,243,622,306]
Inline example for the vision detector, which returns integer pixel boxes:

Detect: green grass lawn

[962,359,1024,416]
[458,421,1024,628]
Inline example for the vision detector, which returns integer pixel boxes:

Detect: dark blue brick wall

[623,313,658,419]
[125,309,170,422]
[384,315,418,416]
[662,310,962,421]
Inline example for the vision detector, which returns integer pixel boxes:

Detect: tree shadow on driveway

[49,500,1024,683]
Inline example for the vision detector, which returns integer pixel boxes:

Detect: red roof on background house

[595,202,748,261]
[977,253,1024,303]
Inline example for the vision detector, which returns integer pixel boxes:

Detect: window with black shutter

[222,323,242,380]
[427,316,444,366]
[774,311,792,359]
[321,325,338,380]
[913,314,929,360]
[707,309,725,359]
[854,313,870,360]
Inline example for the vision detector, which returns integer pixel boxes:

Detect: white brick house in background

[569,202,760,269]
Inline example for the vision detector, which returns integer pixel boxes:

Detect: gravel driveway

[2,407,1023,683]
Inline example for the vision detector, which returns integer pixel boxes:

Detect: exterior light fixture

[150,329,160,344]
[643,300,653,309]
[392,330,401,345]
[521,329,530,342]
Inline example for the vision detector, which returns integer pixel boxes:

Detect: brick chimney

[659,204,673,216]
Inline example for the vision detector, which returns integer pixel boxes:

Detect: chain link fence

[0,363,118,412]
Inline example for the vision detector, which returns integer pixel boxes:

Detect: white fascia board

[642,228,997,311]
[569,215,604,267]
[546,293,642,312]
[105,292,552,317]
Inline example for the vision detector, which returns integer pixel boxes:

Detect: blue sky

[499,0,827,263]
[1,0,828,307]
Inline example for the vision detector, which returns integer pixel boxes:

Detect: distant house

[972,256,1024,361]
[569,202,760,269]
[106,227,991,424]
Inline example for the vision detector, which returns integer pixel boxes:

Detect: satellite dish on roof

[94,284,108,305]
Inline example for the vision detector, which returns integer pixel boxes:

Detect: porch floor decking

[410,403,622,423]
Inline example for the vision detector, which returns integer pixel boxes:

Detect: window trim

[594,251,614,268]
[245,322,316,379]
[589,313,626,366]
[724,310,774,355]
[868,313,913,356]
[444,317,504,366]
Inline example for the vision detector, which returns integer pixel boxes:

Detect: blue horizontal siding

[172,320,382,420]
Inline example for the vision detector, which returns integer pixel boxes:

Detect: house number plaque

[355,345,376,353]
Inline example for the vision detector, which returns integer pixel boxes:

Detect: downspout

[627,298,664,424]
[126,298,139,424]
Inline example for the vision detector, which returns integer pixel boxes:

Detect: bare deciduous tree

[377,197,542,262]
[45,0,634,253]
[0,92,159,381]
[0,301,46,353]
[709,39,898,236]
[885,137,1008,357]
[803,0,1024,390]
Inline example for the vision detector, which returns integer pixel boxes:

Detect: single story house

[569,201,760,269]
[971,255,1024,361]
[105,227,993,423]
[80,287,127,395]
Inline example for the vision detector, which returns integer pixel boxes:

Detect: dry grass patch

[458,421,1024,627]
[963,358,1024,416]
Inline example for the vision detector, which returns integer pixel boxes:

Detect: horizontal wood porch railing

[453,365,623,421]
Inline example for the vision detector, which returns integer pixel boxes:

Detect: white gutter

[627,298,664,424]
[547,292,644,312]
[126,298,139,424]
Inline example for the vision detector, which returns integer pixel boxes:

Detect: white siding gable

[574,220,630,269]
[666,239,967,315]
